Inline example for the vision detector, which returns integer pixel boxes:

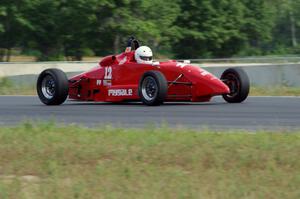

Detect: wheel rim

[142,76,158,101]
[41,75,56,99]
[224,73,240,98]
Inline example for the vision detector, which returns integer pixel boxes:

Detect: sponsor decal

[119,57,127,65]
[152,61,160,66]
[96,80,102,86]
[199,69,217,80]
[108,89,133,97]
[103,80,112,86]
[200,70,210,77]
[176,63,188,68]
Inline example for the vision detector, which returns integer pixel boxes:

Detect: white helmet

[135,46,153,64]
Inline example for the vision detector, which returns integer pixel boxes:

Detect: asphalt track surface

[0,96,300,130]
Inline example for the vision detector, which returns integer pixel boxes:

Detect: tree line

[1,0,300,61]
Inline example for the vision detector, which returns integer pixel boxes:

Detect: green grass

[0,123,299,199]
[0,77,35,95]
[250,86,300,96]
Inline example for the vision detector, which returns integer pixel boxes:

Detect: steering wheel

[127,37,140,51]
[131,39,140,50]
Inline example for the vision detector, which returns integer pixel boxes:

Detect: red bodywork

[68,51,230,102]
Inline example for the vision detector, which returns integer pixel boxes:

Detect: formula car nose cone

[209,78,230,94]
[179,65,230,96]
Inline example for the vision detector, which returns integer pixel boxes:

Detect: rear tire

[37,68,69,105]
[139,71,168,106]
[221,68,250,103]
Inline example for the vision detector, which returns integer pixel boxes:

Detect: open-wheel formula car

[37,38,250,106]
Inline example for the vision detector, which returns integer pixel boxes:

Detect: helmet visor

[140,56,152,61]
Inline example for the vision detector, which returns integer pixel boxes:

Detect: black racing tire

[37,68,69,105]
[221,68,250,103]
[139,71,168,106]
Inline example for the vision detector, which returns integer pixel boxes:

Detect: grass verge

[250,86,300,96]
[0,123,299,199]
[0,77,35,95]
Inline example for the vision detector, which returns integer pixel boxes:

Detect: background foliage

[0,0,300,61]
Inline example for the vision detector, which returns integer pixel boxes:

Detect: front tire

[139,71,168,106]
[221,68,250,103]
[37,68,69,105]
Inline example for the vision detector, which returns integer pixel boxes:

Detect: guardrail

[0,62,98,77]
[1,56,300,65]
[177,56,300,64]
[1,61,300,87]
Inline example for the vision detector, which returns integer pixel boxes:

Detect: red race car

[37,37,250,106]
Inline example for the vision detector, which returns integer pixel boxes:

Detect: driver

[134,46,153,64]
